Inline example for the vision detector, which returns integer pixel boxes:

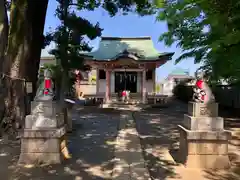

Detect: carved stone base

[18,152,63,165]
[18,126,67,165]
[188,101,218,117]
[183,154,230,169]
[183,114,224,131]
[178,125,231,169]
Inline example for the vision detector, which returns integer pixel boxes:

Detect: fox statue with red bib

[35,69,54,101]
[193,72,215,104]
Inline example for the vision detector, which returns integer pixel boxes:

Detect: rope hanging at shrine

[0,72,26,81]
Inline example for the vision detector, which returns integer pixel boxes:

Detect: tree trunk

[1,0,29,135]
[0,0,8,136]
[1,0,48,136]
[25,0,48,101]
[0,0,8,71]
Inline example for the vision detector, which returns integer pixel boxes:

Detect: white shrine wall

[98,79,106,93]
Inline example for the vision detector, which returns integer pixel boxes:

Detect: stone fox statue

[35,69,54,101]
[193,79,215,104]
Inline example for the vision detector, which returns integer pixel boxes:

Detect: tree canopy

[46,0,158,71]
[157,0,240,84]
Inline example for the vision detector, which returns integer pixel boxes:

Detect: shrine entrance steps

[102,101,146,110]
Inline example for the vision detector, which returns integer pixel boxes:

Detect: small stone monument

[178,75,232,169]
[18,69,69,164]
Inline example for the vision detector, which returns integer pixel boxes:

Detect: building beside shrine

[81,37,174,103]
[160,68,194,96]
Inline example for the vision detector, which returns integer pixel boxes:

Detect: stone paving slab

[112,111,150,180]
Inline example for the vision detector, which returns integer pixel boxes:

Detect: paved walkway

[0,102,239,180]
[112,111,150,180]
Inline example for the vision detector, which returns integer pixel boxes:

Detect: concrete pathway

[112,111,150,180]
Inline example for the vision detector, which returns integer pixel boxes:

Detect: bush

[173,82,193,102]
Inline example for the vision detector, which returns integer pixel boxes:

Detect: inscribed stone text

[34,104,44,114]
[200,107,211,116]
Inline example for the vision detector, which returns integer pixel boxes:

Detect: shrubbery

[173,82,193,102]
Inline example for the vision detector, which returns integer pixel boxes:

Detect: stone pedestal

[18,100,68,164]
[178,101,231,169]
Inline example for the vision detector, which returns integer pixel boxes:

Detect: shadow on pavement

[2,108,121,180]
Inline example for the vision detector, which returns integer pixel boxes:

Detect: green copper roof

[170,68,190,76]
[82,37,174,61]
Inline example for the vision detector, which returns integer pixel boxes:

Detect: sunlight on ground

[149,118,161,124]
[75,158,114,178]
[111,159,128,178]
[75,176,82,180]
[23,164,35,168]
[0,152,8,156]
[2,103,239,180]
[106,140,117,145]
[64,166,79,175]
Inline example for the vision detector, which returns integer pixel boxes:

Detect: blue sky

[42,1,200,81]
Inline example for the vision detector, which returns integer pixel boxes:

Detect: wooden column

[105,69,111,103]
[153,69,156,104]
[96,68,99,94]
[153,69,156,92]
[142,69,146,103]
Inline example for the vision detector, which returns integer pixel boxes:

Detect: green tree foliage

[157,0,240,84]
[172,81,193,102]
[46,0,158,70]
[46,0,157,99]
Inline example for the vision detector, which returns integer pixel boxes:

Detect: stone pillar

[178,102,231,169]
[105,69,111,103]
[18,100,69,164]
[142,70,146,103]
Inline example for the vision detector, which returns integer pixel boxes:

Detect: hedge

[173,83,193,103]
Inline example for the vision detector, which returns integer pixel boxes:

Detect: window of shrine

[99,70,106,79]
[146,70,153,80]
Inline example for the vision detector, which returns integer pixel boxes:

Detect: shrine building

[81,37,174,103]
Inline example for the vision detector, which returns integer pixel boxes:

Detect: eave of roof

[41,56,55,60]
[83,52,174,62]
[101,36,151,40]
[81,36,174,61]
